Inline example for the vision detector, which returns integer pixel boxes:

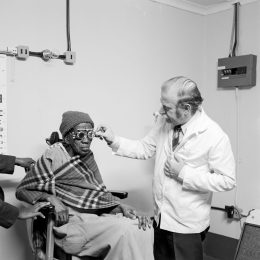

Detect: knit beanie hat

[59,111,94,137]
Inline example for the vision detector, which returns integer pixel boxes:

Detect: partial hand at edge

[18,202,51,220]
[15,157,35,169]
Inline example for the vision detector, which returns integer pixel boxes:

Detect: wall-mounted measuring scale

[0,55,8,154]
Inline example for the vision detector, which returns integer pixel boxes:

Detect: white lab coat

[113,108,236,233]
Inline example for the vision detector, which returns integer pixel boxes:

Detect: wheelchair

[26,132,128,260]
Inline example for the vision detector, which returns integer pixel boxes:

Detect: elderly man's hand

[164,155,184,183]
[46,195,69,226]
[110,204,137,219]
[111,204,152,230]
[136,214,153,231]
[95,125,115,145]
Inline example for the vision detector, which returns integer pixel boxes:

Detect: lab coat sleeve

[0,154,16,174]
[113,123,160,160]
[0,155,19,228]
[0,199,19,228]
[180,134,236,192]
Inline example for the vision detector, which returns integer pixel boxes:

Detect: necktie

[172,125,182,151]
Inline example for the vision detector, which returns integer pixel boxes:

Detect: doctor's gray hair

[163,76,203,114]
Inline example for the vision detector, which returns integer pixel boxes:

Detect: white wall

[204,1,260,239]
[0,0,204,259]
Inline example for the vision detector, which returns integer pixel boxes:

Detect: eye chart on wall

[0,54,8,154]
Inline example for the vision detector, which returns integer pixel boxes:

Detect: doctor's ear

[183,103,191,112]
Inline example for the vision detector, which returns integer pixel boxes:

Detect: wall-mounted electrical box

[217,54,257,88]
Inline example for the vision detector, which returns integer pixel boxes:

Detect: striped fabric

[16,147,119,210]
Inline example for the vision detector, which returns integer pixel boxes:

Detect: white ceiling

[185,0,230,6]
[151,0,259,15]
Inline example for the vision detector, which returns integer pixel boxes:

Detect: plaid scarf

[17,144,119,210]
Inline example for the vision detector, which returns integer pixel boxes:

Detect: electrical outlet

[225,205,242,220]
[16,45,29,60]
[225,205,235,218]
[63,51,76,65]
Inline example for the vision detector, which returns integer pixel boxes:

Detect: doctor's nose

[159,107,165,115]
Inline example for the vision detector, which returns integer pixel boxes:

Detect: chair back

[46,132,62,146]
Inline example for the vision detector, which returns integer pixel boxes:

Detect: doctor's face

[160,87,186,125]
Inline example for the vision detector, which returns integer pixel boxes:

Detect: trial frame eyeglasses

[71,129,95,141]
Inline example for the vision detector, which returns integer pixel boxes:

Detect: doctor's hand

[95,125,115,145]
[164,155,185,183]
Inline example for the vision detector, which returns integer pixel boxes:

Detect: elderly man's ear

[64,135,70,144]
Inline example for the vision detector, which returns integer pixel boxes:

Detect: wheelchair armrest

[37,204,56,260]
[39,204,55,215]
[110,190,128,199]
[22,203,56,260]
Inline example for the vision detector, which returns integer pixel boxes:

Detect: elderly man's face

[66,122,94,156]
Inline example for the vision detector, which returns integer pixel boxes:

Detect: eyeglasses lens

[73,130,94,140]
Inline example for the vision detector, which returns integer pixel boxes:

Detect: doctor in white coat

[96,76,236,260]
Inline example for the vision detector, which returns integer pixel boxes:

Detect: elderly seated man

[16,111,153,260]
